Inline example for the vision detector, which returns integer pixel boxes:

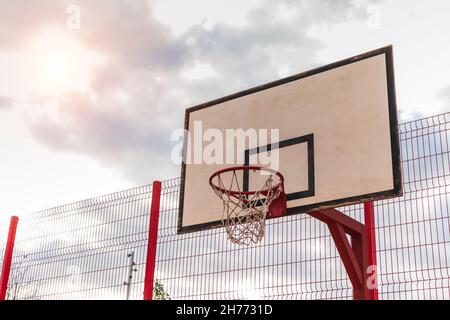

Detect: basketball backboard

[178,46,402,234]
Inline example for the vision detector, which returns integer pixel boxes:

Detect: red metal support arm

[308,208,370,300]
[143,181,162,300]
[0,216,19,300]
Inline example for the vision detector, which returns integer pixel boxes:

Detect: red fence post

[364,201,379,300]
[143,181,162,300]
[0,216,19,300]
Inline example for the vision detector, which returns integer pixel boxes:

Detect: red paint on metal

[364,201,379,300]
[328,223,363,286]
[209,165,284,196]
[268,191,287,218]
[143,181,162,300]
[308,209,370,300]
[0,216,19,300]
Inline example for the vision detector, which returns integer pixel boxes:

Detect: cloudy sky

[1,0,449,218]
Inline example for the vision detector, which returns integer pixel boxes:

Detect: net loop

[209,166,285,246]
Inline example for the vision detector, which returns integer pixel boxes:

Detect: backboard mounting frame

[177,45,402,234]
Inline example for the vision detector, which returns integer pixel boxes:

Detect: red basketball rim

[209,165,284,196]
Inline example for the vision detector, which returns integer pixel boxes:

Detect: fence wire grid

[0,112,449,300]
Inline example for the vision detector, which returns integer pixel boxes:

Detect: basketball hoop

[209,166,287,246]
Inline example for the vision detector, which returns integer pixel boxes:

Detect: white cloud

[306,0,450,119]
[0,111,132,218]
[1,0,449,218]
[152,0,263,35]
[181,61,217,80]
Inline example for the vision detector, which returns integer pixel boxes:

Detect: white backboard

[178,46,402,233]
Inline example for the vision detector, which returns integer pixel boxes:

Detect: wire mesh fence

[376,112,450,299]
[3,185,154,300]
[0,112,449,300]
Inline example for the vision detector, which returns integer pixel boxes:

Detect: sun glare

[44,55,73,91]
[26,29,105,96]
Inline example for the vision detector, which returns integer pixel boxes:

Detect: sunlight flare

[25,29,105,95]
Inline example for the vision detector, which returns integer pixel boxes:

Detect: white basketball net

[210,169,283,246]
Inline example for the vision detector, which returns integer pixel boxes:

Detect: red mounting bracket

[308,208,370,300]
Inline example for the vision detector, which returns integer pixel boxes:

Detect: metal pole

[143,181,162,300]
[364,201,379,300]
[123,251,137,300]
[0,216,19,300]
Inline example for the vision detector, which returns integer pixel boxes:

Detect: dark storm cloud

[1,0,379,183]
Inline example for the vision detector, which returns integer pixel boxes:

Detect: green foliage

[153,279,170,300]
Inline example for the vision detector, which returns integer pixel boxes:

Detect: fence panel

[4,185,153,300]
[376,113,450,299]
[0,112,449,300]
